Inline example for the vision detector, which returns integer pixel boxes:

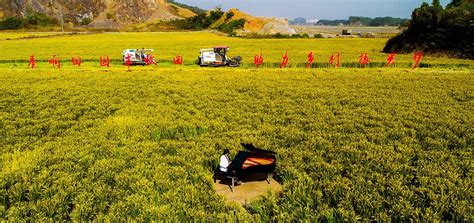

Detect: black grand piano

[214,143,277,192]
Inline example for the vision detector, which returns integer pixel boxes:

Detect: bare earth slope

[211,9,296,35]
[0,0,195,27]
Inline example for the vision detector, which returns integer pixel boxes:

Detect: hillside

[211,9,296,35]
[0,0,196,28]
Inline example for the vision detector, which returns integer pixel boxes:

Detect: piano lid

[241,143,277,155]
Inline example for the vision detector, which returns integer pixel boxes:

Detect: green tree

[383,0,473,58]
[0,17,23,30]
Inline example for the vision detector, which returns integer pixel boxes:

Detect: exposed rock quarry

[0,0,195,28]
[0,2,296,34]
[216,9,296,35]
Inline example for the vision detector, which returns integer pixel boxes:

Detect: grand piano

[215,143,277,192]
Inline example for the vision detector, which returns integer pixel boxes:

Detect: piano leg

[230,177,234,192]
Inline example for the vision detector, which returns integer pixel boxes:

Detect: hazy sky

[177,0,451,19]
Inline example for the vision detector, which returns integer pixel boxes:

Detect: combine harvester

[198,46,242,67]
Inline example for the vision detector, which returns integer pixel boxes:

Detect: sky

[176,0,452,20]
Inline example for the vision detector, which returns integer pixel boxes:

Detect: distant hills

[290,16,408,27]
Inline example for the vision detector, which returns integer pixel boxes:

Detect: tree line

[383,0,473,59]
[0,12,58,30]
[290,17,407,26]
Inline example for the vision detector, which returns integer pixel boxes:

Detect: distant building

[307,19,319,24]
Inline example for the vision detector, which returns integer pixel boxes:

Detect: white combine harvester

[198,46,241,67]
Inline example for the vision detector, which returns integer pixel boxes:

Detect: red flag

[307,51,314,68]
[280,51,289,69]
[336,52,340,68]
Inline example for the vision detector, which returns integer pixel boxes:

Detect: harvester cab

[198,46,241,67]
[122,49,154,66]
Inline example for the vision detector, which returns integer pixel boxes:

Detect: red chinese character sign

[100,55,110,68]
[412,51,423,70]
[173,55,183,65]
[307,51,314,68]
[359,53,370,67]
[124,54,132,71]
[385,52,396,67]
[280,51,289,69]
[72,57,81,66]
[48,55,61,69]
[28,54,36,69]
[254,52,263,69]
[145,54,157,66]
[329,52,340,68]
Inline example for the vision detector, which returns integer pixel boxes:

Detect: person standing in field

[140,48,145,61]
[219,148,231,172]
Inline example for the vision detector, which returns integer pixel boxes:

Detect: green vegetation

[79,18,93,26]
[313,16,407,26]
[169,9,224,30]
[167,9,246,34]
[0,17,23,30]
[348,16,408,26]
[167,0,206,15]
[0,12,58,30]
[384,0,474,59]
